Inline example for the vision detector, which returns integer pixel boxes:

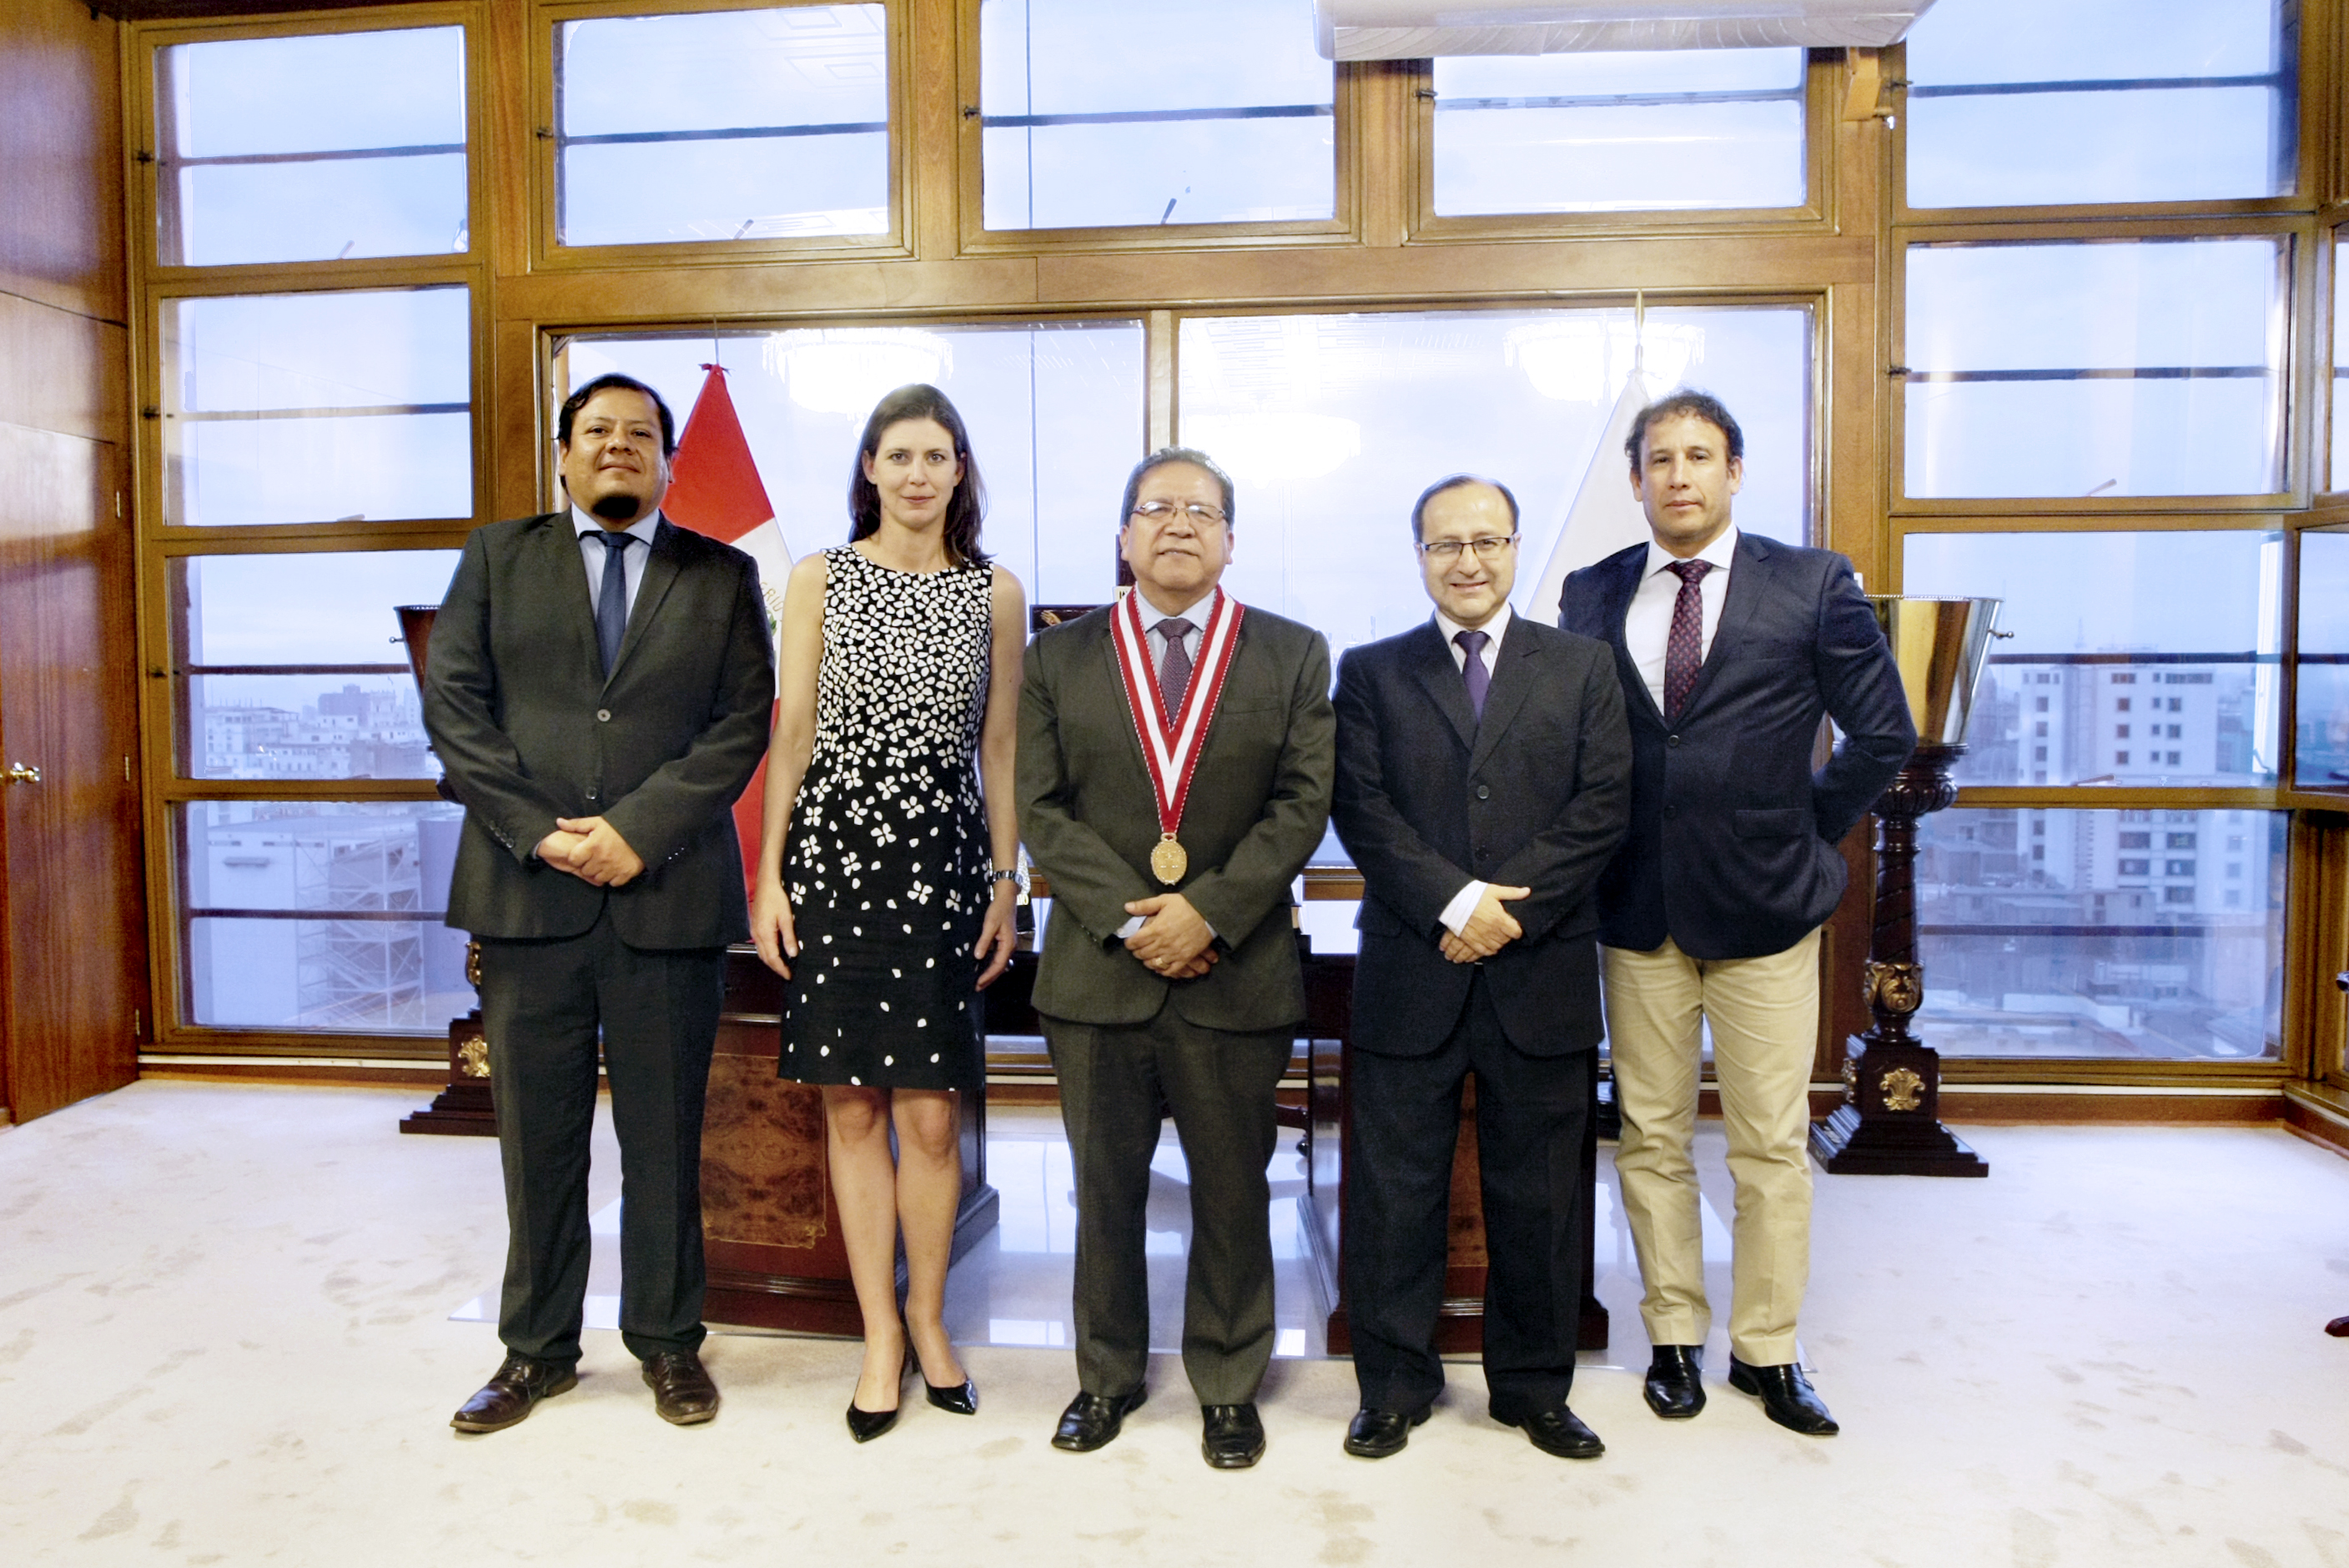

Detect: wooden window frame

[951,0,1365,257]
[1403,48,1838,245]
[527,0,918,273]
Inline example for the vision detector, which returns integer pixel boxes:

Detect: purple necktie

[1662,560,1713,720]
[1158,617,1195,715]
[1456,628,1490,718]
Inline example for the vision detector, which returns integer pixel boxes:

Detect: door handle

[3,764,40,784]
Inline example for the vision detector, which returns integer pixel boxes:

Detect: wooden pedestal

[700,949,998,1335]
[1295,952,1609,1356]
[398,1009,497,1137]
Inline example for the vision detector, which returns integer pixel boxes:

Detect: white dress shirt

[1119,589,1217,940]
[572,505,661,622]
[1430,606,1511,936]
[1625,526,1738,715]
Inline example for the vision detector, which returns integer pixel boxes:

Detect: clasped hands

[1439,883,1530,964]
[536,816,644,887]
[1124,892,1218,979]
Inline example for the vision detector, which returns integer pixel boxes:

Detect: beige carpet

[3,1080,2346,1566]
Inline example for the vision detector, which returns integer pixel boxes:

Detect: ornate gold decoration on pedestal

[1809,596,1999,1178]
[458,1036,490,1078]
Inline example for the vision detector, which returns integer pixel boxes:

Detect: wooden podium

[701,948,999,1334]
[1294,947,1610,1355]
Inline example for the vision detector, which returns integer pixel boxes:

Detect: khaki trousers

[1604,929,1819,1364]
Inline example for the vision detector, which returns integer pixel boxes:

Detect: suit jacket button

[1664,804,1678,819]
[586,789,599,802]
[1475,784,1491,801]
[1668,734,1681,746]
[596,708,611,722]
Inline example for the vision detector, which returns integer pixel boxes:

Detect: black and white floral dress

[780,545,992,1091]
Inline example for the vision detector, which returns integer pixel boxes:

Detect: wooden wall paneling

[0,2,127,322]
[0,295,128,450]
[0,425,145,1121]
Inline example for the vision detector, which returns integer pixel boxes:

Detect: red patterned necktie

[1662,560,1713,720]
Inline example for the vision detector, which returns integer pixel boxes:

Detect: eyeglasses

[1417,534,1518,564]
[1130,500,1227,526]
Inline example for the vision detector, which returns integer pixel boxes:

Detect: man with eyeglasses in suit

[1330,475,1630,1461]
[1018,447,1335,1470]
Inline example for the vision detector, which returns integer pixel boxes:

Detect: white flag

[1521,371,1655,623]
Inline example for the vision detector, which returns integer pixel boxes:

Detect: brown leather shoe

[641,1349,720,1425]
[450,1354,576,1434]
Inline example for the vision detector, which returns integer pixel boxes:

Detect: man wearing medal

[1018,446,1335,1471]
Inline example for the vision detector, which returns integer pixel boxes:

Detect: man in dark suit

[1018,446,1335,1470]
[1330,475,1631,1461]
[1559,391,1912,1437]
[424,374,773,1434]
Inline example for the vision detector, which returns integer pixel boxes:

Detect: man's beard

[590,493,646,523]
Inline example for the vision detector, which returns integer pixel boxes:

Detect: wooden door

[0,424,144,1122]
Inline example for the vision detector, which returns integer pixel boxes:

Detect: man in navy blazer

[1559,392,1911,1437]
[1332,475,1631,1460]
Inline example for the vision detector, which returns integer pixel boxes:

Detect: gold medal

[1149,834,1188,886]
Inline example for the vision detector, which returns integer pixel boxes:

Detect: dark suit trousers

[476,907,723,1365]
[1344,974,1594,1419]
[1046,1007,1295,1407]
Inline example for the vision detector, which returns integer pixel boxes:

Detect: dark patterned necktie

[1662,559,1713,720]
[594,530,636,676]
[1158,617,1195,714]
[1455,628,1490,718]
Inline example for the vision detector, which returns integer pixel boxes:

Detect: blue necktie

[593,530,635,676]
[1456,628,1490,718]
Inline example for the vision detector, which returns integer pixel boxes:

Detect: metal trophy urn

[1808,596,2003,1178]
[393,604,497,1137]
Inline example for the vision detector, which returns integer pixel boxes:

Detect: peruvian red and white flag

[662,363,788,895]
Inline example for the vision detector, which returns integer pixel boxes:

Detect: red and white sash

[1109,586,1245,879]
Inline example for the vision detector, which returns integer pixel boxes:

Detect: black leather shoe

[1200,1403,1265,1470]
[1494,1403,1604,1459]
[1051,1388,1146,1452]
[641,1349,720,1425]
[1342,1405,1430,1459]
[924,1376,978,1416]
[846,1400,899,1442]
[1643,1344,1706,1420]
[1727,1356,1838,1436]
[450,1354,576,1434]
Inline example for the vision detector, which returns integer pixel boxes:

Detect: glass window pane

[2296,527,2349,790]
[1914,807,2283,1061]
[1432,49,1804,215]
[1180,307,1811,670]
[162,288,473,528]
[156,28,468,266]
[1904,0,2294,209]
[1904,239,2286,499]
[1903,531,2281,788]
[980,0,1333,229]
[181,801,472,1035]
[556,7,888,247]
[172,551,460,781]
[564,320,1145,607]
